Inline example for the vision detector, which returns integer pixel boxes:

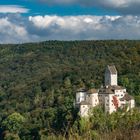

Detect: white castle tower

[105,65,117,86]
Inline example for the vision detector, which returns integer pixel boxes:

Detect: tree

[3,132,20,140]
[63,77,71,88]
[2,112,25,133]
[120,77,129,88]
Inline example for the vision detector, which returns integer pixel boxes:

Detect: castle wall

[80,104,90,117]
[98,94,106,105]
[89,93,99,107]
[105,70,110,86]
[110,74,117,86]
[114,89,126,99]
[105,94,117,114]
[76,91,86,104]
[128,99,135,109]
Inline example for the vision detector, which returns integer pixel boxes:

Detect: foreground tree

[2,112,25,134]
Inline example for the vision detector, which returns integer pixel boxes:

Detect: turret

[76,88,86,105]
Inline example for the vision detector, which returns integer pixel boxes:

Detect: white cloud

[1,14,140,44]
[28,15,140,40]
[0,15,31,43]
[0,5,29,13]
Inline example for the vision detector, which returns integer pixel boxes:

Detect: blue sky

[0,0,118,16]
[0,0,140,43]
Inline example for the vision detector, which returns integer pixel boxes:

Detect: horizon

[1,39,140,45]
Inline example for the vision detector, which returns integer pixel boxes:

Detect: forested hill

[0,40,140,139]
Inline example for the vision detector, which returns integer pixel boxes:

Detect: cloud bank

[39,0,140,15]
[0,14,140,43]
[0,5,29,13]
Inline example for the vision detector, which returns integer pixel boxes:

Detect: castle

[75,65,135,117]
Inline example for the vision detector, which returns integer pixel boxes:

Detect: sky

[0,0,140,43]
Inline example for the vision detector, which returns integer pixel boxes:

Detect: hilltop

[0,40,140,139]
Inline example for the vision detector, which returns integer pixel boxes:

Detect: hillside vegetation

[0,40,140,139]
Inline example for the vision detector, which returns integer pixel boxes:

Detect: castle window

[99,99,102,102]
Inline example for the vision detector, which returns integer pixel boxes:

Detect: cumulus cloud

[28,15,140,40]
[0,17,28,43]
[0,5,29,13]
[0,14,140,44]
[0,14,36,44]
[38,0,140,15]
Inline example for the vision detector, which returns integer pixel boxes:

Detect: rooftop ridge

[107,65,117,74]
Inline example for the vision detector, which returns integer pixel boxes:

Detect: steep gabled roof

[107,85,126,90]
[107,65,117,74]
[88,88,98,94]
[99,87,114,94]
[77,88,87,92]
[120,94,134,101]
[99,85,126,95]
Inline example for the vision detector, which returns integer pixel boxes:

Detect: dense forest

[0,40,140,139]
